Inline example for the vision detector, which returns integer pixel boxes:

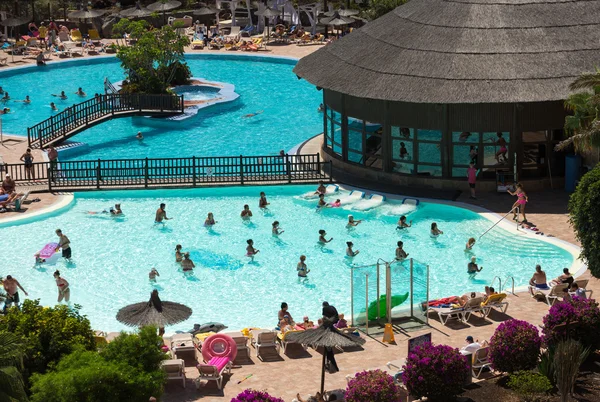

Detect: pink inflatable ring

[201,333,238,362]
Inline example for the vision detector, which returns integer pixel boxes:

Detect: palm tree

[557,68,600,152]
[0,332,28,402]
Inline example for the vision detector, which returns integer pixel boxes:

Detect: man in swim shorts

[529,264,549,296]
[55,229,71,259]
[155,203,170,223]
[2,275,28,312]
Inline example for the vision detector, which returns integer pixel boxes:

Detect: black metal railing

[1,153,331,191]
[27,93,185,149]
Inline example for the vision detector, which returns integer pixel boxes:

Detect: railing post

[139,94,142,113]
[317,152,321,174]
[47,164,52,191]
[329,161,333,182]
[145,157,149,188]
[38,129,42,148]
[240,155,244,185]
[96,159,101,189]
[192,156,196,186]
[286,154,291,183]
[181,95,184,113]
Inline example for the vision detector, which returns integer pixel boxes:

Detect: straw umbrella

[116,290,192,331]
[68,9,106,20]
[285,319,365,394]
[147,0,182,25]
[193,7,219,34]
[320,12,354,39]
[0,17,31,63]
[256,7,280,48]
[120,2,153,18]
[323,9,358,17]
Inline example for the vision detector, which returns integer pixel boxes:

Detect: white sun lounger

[325,184,339,193]
[530,283,569,306]
[428,306,466,325]
[462,297,486,322]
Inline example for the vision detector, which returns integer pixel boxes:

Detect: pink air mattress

[38,242,59,259]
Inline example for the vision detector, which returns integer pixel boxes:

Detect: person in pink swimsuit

[495,132,508,162]
[467,162,477,199]
[508,183,528,222]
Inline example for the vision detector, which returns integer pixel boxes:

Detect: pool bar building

[294,0,600,190]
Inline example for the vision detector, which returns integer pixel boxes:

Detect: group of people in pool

[0,87,88,114]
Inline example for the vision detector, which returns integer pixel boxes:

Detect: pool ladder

[490,276,516,295]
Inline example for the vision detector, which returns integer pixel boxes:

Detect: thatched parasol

[147,0,182,24]
[68,9,106,20]
[193,6,218,16]
[285,319,365,394]
[323,9,358,17]
[320,12,354,39]
[116,290,192,328]
[256,7,280,47]
[0,16,30,27]
[120,2,153,18]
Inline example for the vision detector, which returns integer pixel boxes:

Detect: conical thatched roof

[294,0,600,104]
[116,291,192,328]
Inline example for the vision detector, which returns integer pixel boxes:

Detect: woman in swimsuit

[395,241,408,260]
[317,194,328,208]
[431,222,443,237]
[54,270,70,303]
[396,215,412,230]
[20,148,35,180]
[204,212,216,226]
[318,229,332,244]
[272,221,284,236]
[246,239,259,259]
[315,181,327,195]
[508,183,528,222]
[181,253,195,272]
[149,267,160,282]
[259,192,270,210]
[346,241,359,257]
[241,204,253,220]
[495,132,508,162]
[347,215,363,228]
[297,255,310,277]
[175,244,184,263]
[466,237,476,250]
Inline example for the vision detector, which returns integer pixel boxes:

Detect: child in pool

[272,221,284,235]
[318,229,333,244]
[431,222,443,237]
[297,255,310,277]
[181,253,195,272]
[259,192,270,209]
[317,194,328,208]
[396,215,412,229]
[246,239,259,257]
[241,204,253,220]
[347,215,363,228]
[330,199,341,207]
[346,241,359,257]
[395,241,409,260]
[466,237,476,250]
[204,212,216,226]
[175,244,184,263]
[149,267,160,282]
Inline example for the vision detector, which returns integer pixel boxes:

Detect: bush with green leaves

[30,326,166,402]
[569,166,600,278]
[0,299,95,381]
[0,332,28,402]
[508,371,552,402]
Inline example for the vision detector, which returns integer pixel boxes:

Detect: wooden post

[317,152,321,176]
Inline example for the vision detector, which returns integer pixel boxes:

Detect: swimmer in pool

[50,102,58,111]
[395,241,409,260]
[181,252,195,272]
[297,255,310,277]
[466,237,476,250]
[318,229,332,244]
[204,212,216,226]
[259,192,270,209]
[110,204,122,215]
[155,203,170,223]
[241,204,253,220]
[346,241,359,257]
[14,95,31,104]
[1,92,10,101]
[396,215,412,230]
[75,87,86,96]
[347,215,363,228]
[272,221,284,236]
[330,199,341,207]
[315,181,326,195]
[246,239,259,258]
[430,222,443,237]
[317,194,328,208]
[243,110,263,118]
[0,108,9,115]
[467,256,483,275]
[52,91,68,100]
[175,245,184,263]
[149,267,160,282]
[136,131,144,140]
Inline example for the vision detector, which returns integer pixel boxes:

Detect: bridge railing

[27,93,185,149]
[2,153,331,190]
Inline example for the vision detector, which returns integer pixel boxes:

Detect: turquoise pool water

[0,55,321,160]
[0,185,573,331]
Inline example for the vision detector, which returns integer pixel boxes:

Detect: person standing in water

[136,132,144,141]
[175,245,184,263]
[467,256,483,276]
[181,253,195,272]
[508,183,528,222]
[155,203,170,223]
[2,275,28,312]
[396,215,412,229]
[54,270,70,303]
[466,237,476,250]
[467,162,477,199]
[259,192,270,210]
[347,215,363,228]
[241,204,253,220]
[318,229,333,244]
[272,221,284,236]
[246,239,259,259]
[149,268,160,282]
[297,255,310,277]
[346,241,359,257]
[55,229,71,260]
[204,212,216,226]
[430,222,443,237]
[395,241,409,260]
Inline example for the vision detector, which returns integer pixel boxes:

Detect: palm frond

[0,366,28,401]
[555,125,600,151]
[569,69,600,91]
[0,333,24,369]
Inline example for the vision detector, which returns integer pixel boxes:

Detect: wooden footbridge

[27,93,185,149]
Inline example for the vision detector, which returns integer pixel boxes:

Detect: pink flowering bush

[231,389,284,402]
[345,369,402,402]
[542,297,600,351]
[401,343,469,401]
[489,319,541,373]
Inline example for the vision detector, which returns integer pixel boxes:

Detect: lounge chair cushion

[206,356,230,372]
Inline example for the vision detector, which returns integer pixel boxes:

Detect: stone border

[0,193,74,227]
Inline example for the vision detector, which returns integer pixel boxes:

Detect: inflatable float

[37,242,59,259]
[366,293,409,320]
[201,333,238,362]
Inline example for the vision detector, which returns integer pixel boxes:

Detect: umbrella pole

[320,349,326,395]
[163,9,166,26]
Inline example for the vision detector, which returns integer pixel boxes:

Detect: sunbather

[0,191,21,208]
[528,264,549,296]
[551,268,573,286]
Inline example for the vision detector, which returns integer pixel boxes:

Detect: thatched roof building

[295,0,598,189]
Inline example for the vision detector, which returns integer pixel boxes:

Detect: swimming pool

[0,55,322,160]
[0,185,574,331]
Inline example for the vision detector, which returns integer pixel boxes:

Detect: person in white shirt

[570,283,587,299]
[460,336,486,355]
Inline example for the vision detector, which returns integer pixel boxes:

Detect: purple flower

[231,389,284,402]
[489,319,541,373]
[345,369,402,402]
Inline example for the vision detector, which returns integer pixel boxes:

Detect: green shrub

[100,326,166,373]
[0,300,95,380]
[508,371,552,402]
[538,348,556,386]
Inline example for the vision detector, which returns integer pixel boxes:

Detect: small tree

[100,326,166,373]
[554,339,591,402]
[346,370,403,402]
[489,320,541,373]
[569,166,600,278]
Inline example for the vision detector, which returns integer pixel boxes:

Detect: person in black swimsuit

[20,148,35,180]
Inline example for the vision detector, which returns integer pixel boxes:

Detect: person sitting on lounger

[334,313,348,329]
[459,336,488,355]
[529,264,549,296]
[0,192,21,208]
[2,174,15,194]
[485,286,498,296]
[551,268,574,286]
[570,282,586,299]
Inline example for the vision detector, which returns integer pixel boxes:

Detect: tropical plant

[345,369,403,402]
[538,348,556,386]
[489,320,541,373]
[361,0,408,20]
[569,166,600,279]
[507,371,552,402]
[401,343,469,401]
[554,339,591,402]
[100,326,166,373]
[112,18,150,40]
[0,332,28,402]
[0,299,95,382]
[231,389,285,402]
[558,68,600,152]
[117,25,191,94]
[542,294,600,350]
